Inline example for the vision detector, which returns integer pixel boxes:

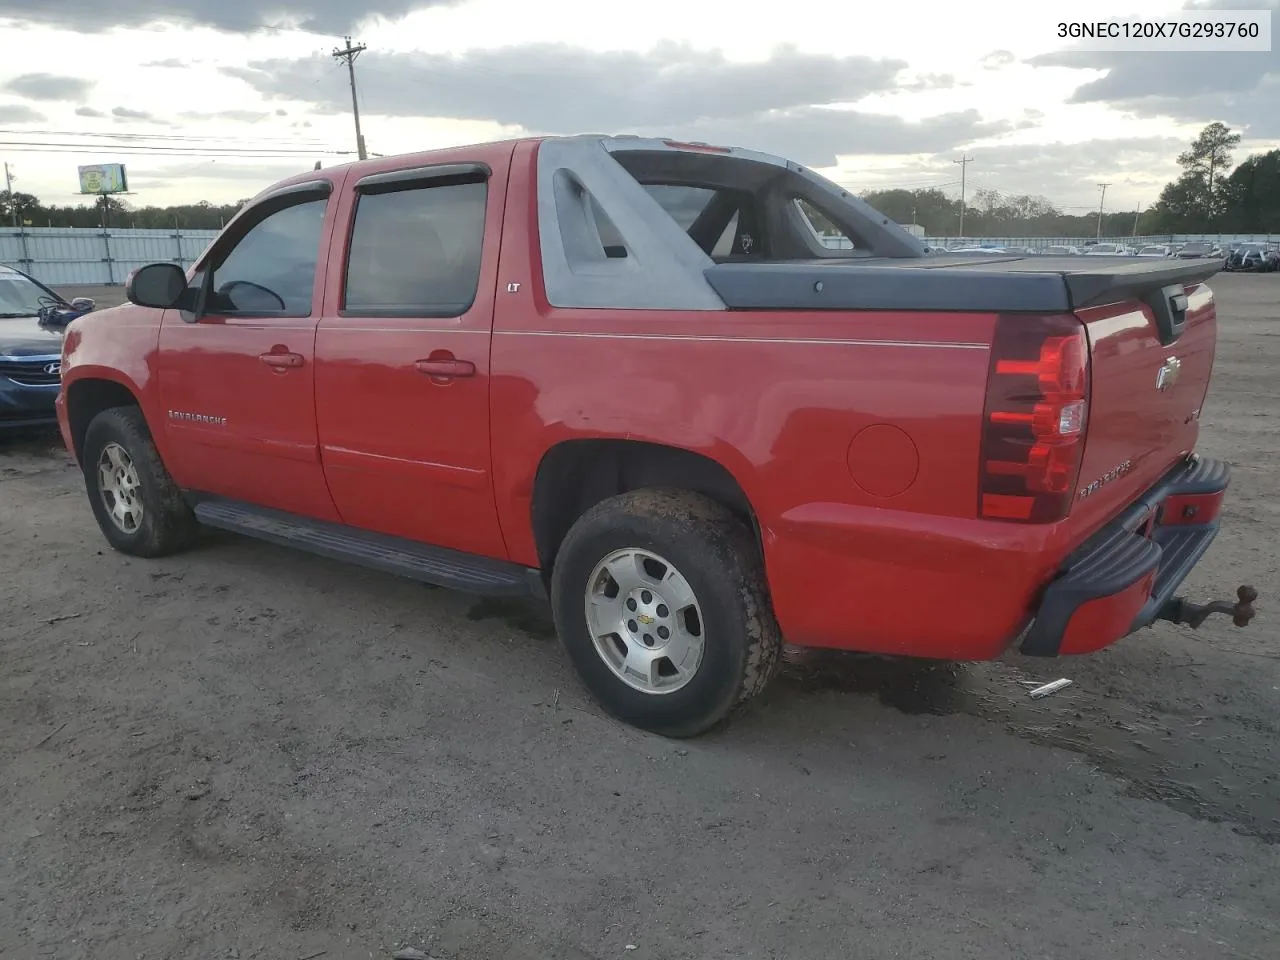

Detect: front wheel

[550,489,782,737]
[82,406,198,557]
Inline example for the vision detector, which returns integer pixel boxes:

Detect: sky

[0,0,1277,219]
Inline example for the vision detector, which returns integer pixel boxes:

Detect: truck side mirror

[126,263,189,309]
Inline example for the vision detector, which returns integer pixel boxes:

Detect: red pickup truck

[56,135,1255,736]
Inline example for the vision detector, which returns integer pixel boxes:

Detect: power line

[0,140,354,157]
[1,129,337,146]
[844,178,963,192]
[331,36,368,161]
[953,153,974,236]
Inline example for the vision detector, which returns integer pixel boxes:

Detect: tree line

[1,122,1277,236]
[0,195,246,230]
[861,122,1276,238]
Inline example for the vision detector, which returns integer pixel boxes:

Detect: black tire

[82,405,198,558]
[550,488,783,737]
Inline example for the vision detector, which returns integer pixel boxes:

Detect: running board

[192,498,542,598]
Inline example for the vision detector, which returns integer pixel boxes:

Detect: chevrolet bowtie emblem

[1156,356,1181,392]
[637,614,655,625]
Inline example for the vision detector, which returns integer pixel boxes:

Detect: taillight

[979,314,1090,523]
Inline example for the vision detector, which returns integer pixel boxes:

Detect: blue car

[0,264,95,432]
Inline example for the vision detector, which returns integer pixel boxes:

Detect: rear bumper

[1020,455,1229,657]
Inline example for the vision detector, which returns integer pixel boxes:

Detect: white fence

[936,234,1276,250]
[1,227,220,286]
[5,226,1278,287]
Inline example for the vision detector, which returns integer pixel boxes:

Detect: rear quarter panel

[490,142,1050,657]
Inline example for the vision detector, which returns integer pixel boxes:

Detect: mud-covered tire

[550,488,783,738]
[82,406,198,558]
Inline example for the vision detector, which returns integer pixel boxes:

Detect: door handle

[414,358,476,378]
[259,351,305,369]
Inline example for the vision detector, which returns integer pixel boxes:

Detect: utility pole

[3,161,15,227]
[1096,182,1110,240]
[1132,202,1142,238]
[332,36,368,160]
[953,154,974,238]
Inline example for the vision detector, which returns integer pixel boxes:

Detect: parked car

[55,134,1254,736]
[1136,244,1173,258]
[1041,245,1081,256]
[1226,243,1280,272]
[1175,241,1215,259]
[0,263,95,432]
[1083,242,1130,255]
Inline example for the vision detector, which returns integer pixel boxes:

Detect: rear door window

[343,179,487,316]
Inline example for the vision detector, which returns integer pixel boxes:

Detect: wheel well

[66,379,141,462]
[531,439,760,575]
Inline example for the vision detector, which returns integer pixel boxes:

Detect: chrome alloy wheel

[97,441,144,534]
[584,547,706,694]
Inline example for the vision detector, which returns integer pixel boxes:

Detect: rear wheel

[551,488,782,737]
[82,406,197,557]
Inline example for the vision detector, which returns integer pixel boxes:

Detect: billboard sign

[77,163,128,195]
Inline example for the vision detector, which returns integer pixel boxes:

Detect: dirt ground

[2,276,1278,960]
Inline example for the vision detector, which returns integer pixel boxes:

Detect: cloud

[223,42,908,130]
[0,0,458,34]
[75,106,105,118]
[2,72,94,101]
[897,72,958,92]
[660,108,1012,169]
[862,137,1187,210]
[0,103,45,123]
[126,161,313,194]
[980,50,1017,70]
[179,109,273,123]
[219,42,989,166]
[1028,0,1280,137]
[112,105,166,124]
[142,59,189,69]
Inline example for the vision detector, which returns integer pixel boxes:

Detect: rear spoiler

[1064,257,1223,309]
[1066,257,1223,346]
[704,256,1224,321]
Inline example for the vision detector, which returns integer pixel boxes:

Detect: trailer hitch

[1157,585,1257,630]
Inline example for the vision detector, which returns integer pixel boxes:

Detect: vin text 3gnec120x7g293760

[55,135,1257,737]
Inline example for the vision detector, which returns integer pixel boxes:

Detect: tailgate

[1063,257,1221,540]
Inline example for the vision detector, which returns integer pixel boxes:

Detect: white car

[1084,243,1131,256]
[1136,245,1172,258]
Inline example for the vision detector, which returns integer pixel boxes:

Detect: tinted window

[642,185,717,230]
[639,183,746,257]
[711,211,741,256]
[210,198,327,316]
[344,180,487,314]
[794,198,856,251]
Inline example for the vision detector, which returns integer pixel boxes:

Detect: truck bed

[703,255,1225,313]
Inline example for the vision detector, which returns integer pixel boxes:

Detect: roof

[258,133,804,201]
